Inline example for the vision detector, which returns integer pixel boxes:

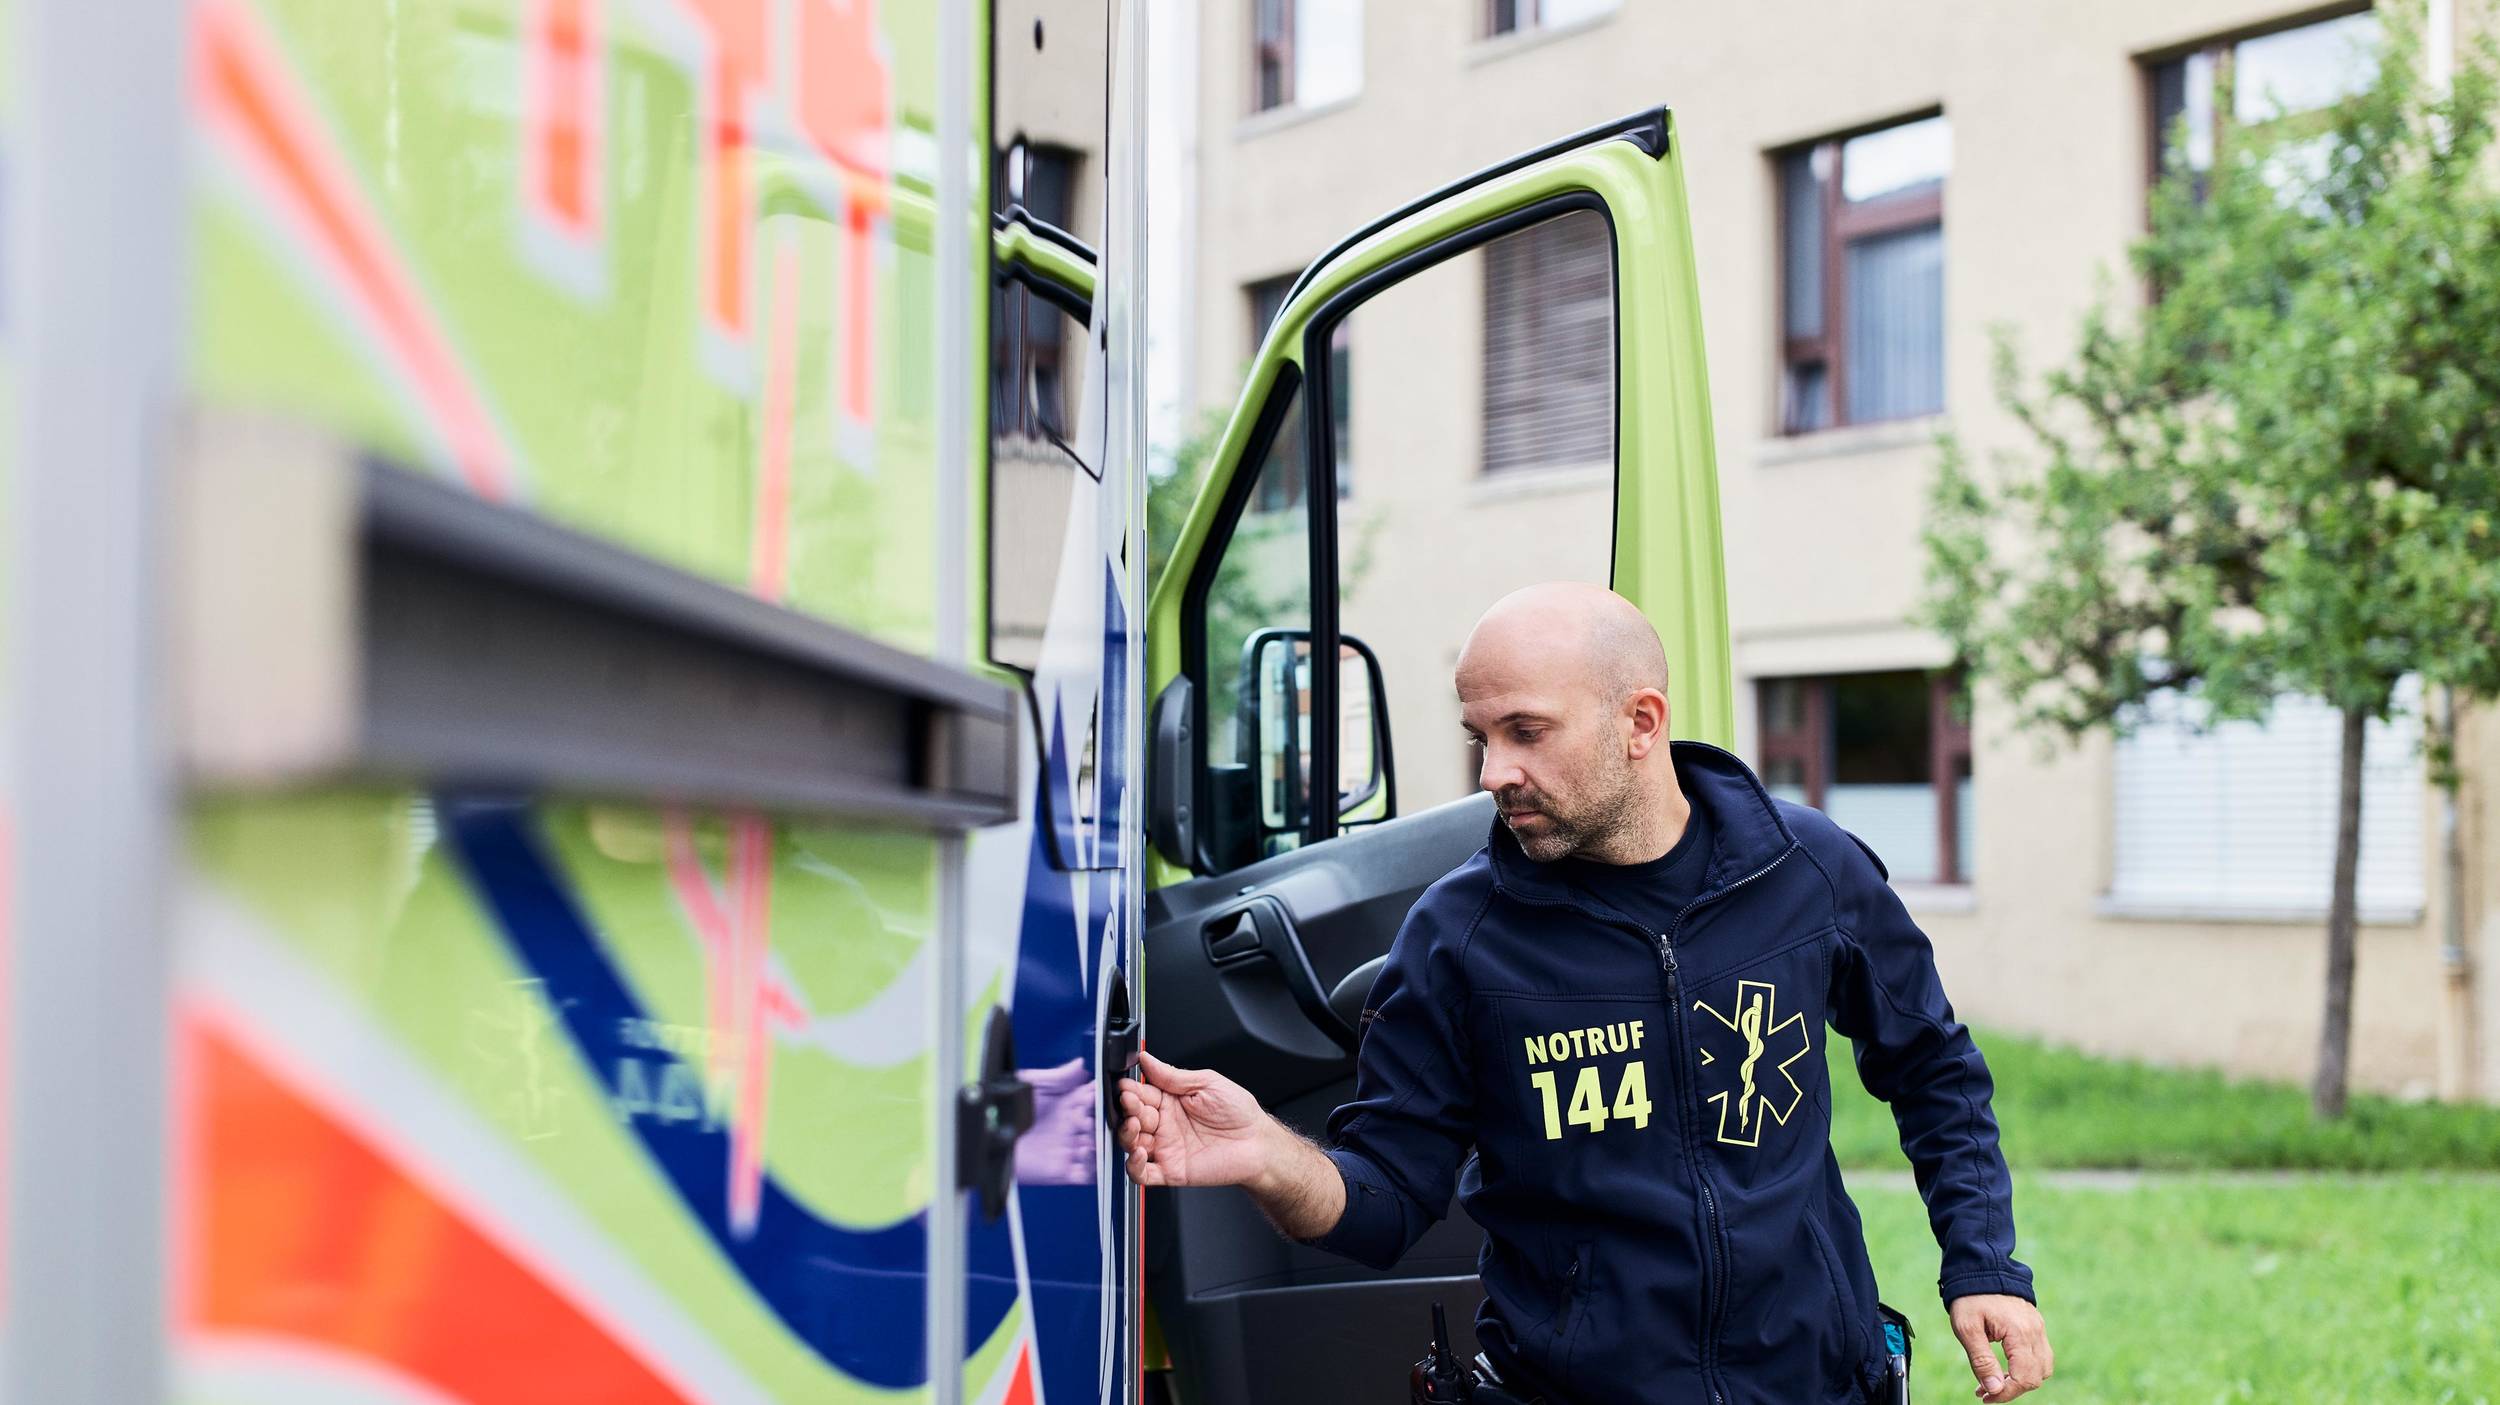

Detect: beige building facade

[1185,0,2500,1102]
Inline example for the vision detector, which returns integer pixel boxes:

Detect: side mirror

[1239,629,1394,850]
[1153,629,1398,875]
[1146,675,1197,867]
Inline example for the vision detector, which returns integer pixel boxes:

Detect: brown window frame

[1755,669,1972,886]
[1483,0,1613,39]
[1775,116,1946,436]
[2139,3,2374,201]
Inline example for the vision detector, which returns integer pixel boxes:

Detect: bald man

[1121,584,2051,1405]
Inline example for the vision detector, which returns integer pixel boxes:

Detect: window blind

[2110,677,2425,916]
[1843,223,1944,423]
[1482,211,1613,473]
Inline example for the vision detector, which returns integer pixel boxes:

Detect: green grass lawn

[1854,1174,2500,1405]
[1824,1030,2500,1402]
[1827,1028,2500,1171]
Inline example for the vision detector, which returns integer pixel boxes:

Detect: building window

[1756,669,1971,886]
[1246,275,1351,509]
[2146,8,2379,196]
[1776,113,1950,434]
[1251,0,1362,115]
[1482,209,1612,474]
[1484,0,1618,39]
[2109,676,2424,918]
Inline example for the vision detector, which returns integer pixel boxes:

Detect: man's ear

[1624,688,1669,760]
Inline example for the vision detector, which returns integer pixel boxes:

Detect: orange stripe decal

[843,204,874,420]
[530,0,602,238]
[1002,1342,1038,1405]
[752,240,800,599]
[707,48,749,335]
[196,0,517,499]
[183,1020,690,1402]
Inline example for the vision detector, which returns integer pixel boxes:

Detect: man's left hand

[1947,1293,2052,1402]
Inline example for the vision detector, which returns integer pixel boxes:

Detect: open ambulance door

[1137,109,1736,1404]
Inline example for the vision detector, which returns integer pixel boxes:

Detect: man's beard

[1499,761,1641,864]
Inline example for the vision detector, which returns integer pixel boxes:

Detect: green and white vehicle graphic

[0,0,1734,1400]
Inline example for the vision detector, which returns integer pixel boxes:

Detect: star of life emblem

[1691,979,1811,1148]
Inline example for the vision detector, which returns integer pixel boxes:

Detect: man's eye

[1462,735,1485,750]
[1513,729,1544,744]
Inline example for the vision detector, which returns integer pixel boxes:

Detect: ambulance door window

[1194,377,1317,870]
[987,0,1108,676]
[1317,206,1618,817]
[988,0,1128,876]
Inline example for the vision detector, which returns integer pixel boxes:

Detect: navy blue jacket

[1308,741,2032,1405]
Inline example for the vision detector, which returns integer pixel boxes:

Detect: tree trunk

[2312,703,2368,1120]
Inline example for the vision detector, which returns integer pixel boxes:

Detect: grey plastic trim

[1110,0,1153,1393]
[5,0,190,1397]
[179,427,1018,830]
[927,0,975,1390]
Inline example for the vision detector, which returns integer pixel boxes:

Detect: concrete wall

[1188,0,2497,1100]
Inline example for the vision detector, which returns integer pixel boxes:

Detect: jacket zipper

[1658,841,1797,1405]
[1653,930,1719,1405]
[1495,837,1801,1405]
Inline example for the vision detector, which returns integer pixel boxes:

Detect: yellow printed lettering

[1567,1066,1609,1133]
[1524,1034,1549,1065]
[1611,1059,1653,1129]
[1530,1069,1563,1140]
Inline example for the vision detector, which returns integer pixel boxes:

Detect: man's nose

[1479,747,1524,794]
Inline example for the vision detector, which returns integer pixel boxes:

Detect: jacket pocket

[1803,1214,1875,1393]
[1554,1240,1595,1387]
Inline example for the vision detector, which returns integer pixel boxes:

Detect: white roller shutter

[2109,676,2425,918]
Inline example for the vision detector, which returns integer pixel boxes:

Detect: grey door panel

[1146,793,1494,1404]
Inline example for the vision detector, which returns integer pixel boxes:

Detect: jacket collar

[1484,739,1799,918]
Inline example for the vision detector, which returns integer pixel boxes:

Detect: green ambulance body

[0,0,1730,1401]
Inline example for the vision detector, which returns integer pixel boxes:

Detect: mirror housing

[1159,630,1398,875]
[1146,675,1195,867]
[1238,629,1395,846]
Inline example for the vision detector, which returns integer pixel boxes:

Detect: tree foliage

[1929,17,2500,749]
[1921,12,2500,1116]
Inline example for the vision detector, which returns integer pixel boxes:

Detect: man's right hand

[1115,1052,1278,1187]
[1116,1052,1348,1240]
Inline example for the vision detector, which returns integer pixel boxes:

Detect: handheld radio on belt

[1406,1301,1542,1405]
[1879,1301,1917,1404]
[1411,1296,1918,1405]
[1408,1302,1470,1404]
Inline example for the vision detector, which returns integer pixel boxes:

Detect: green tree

[1147,408,1230,595]
[1150,407,1299,743]
[1923,14,2500,1118]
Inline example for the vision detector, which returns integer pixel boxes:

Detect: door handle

[1200,898,1360,1055]
[1101,966,1141,1123]
[957,1006,1032,1221]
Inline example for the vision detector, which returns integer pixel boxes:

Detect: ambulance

[0,0,1731,1402]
